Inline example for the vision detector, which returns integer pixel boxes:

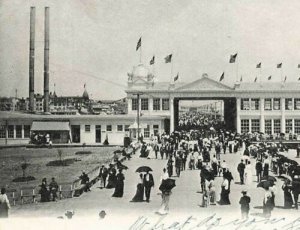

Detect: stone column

[149,98,153,114]
[260,98,265,133]
[127,98,132,113]
[236,98,241,133]
[22,125,24,139]
[170,97,174,133]
[281,97,285,133]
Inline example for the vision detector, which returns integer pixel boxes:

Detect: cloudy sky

[1,0,300,100]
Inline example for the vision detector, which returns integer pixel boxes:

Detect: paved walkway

[9,149,300,228]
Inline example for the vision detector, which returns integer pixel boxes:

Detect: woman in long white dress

[147,144,156,159]
[244,161,253,186]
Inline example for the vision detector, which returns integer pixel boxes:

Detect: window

[153,125,159,136]
[162,98,169,110]
[295,120,300,134]
[286,119,293,134]
[106,125,112,132]
[16,125,22,138]
[264,99,272,110]
[0,126,5,138]
[144,125,150,138]
[132,98,138,110]
[265,119,272,134]
[117,125,123,131]
[241,98,250,110]
[153,98,160,111]
[285,98,293,110]
[273,98,280,110]
[251,99,259,110]
[124,125,129,132]
[273,119,281,134]
[294,99,300,110]
[7,125,14,138]
[241,119,249,133]
[24,125,30,138]
[85,125,91,132]
[251,119,260,133]
[141,98,148,110]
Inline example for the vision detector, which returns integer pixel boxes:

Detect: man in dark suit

[143,171,154,202]
[237,160,245,184]
[99,165,108,188]
[255,160,263,182]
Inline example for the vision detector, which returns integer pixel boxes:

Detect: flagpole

[140,44,142,64]
[170,53,174,83]
[236,55,239,82]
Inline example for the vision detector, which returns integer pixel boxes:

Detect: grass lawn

[0,146,120,193]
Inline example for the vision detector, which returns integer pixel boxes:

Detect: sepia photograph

[1,0,300,229]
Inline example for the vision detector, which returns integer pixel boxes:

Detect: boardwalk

[9,149,300,229]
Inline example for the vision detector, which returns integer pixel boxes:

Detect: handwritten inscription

[128,214,300,230]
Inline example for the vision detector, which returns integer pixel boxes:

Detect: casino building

[2,63,300,145]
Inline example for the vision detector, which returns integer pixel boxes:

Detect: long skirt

[131,184,144,202]
[112,181,124,197]
[219,187,230,205]
[284,191,293,208]
[157,193,171,214]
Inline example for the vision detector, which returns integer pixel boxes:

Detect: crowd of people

[178,111,224,132]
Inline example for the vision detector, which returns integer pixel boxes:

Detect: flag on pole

[256,63,261,68]
[284,76,287,82]
[277,63,282,68]
[219,72,224,82]
[254,77,257,82]
[267,76,272,80]
[229,53,237,63]
[240,76,243,82]
[174,73,179,82]
[165,54,172,63]
[136,37,141,51]
[150,56,155,65]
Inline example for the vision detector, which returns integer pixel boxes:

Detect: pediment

[176,75,233,91]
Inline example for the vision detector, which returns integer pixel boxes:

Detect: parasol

[281,174,292,181]
[261,175,277,182]
[135,166,153,173]
[159,178,176,191]
[113,150,123,154]
[257,180,274,189]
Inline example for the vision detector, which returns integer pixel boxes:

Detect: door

[71,125,80,143]
[96,125,101,143]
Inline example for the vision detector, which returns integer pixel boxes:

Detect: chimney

[43,7,50,112]
[29,7,35,112]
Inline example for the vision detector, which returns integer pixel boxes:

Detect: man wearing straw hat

[239,190,251,219]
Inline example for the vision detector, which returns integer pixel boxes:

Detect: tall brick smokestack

[29,7,35,112]
[43,7,50,112]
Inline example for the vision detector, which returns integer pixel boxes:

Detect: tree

[21,162,29,178]
[57,149,63,162]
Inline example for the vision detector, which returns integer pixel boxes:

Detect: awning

[31,121,70,131]
[129,122,147,129]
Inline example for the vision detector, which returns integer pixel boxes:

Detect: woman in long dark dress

[40,178,50,202]
[282,180,293,209]
[131,174,144,202]
[219,176,230,205]
[112,169,125,197]
[106,166,117,189]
